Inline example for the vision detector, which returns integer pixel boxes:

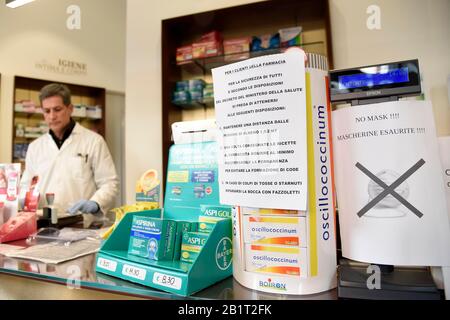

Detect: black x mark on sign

[356,159,425,218]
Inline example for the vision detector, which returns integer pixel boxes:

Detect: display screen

[329,59,421,103]
[338,67,410,89]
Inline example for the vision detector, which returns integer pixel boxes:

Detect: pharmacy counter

[0,244,337,300]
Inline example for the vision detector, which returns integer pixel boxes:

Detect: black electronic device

[338,259,442,300]
[37,214,83,229]
[329,59,421,105]
[329,59,441,300]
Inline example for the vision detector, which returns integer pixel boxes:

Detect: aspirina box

[128,216,176,261]
[232,53,337,295]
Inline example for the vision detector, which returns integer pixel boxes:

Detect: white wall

[106,91,126,207]
[125,0,264,203]
[329,0,450,135]
[126,0,450,204]
[0,0,126,162]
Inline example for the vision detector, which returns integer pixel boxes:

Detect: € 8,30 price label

[153,272,182,290]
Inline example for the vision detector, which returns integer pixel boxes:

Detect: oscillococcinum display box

[245,244,308,277]
[243,215,307,247]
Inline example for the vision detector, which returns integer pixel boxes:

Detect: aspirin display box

[243,215,307,247]
[128,216,176,261]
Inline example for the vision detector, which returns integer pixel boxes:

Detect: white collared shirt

[21,123,119,214]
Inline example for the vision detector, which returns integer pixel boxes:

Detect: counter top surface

[0,239,337,300]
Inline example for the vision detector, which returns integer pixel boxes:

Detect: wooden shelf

[12,76,106,163]
[14,137,37,142]
[172,97,215,109]
[177,42,326,75]
[161,0,334,184]
[14,111,44,118]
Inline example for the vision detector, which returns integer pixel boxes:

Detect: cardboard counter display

[96,140,233,296]
[218,53,338,295]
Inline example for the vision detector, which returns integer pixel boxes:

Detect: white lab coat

[21,123,119,214]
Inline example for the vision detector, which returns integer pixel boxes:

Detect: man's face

[42,96,73,135]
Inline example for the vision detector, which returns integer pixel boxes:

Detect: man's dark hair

[39,83,72,106]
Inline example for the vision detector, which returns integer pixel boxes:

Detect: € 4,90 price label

[153,272,182,290]
[122,264,147,281]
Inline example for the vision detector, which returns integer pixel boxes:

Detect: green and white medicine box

[173,221,196,260]
[197,218,216,234]
[180,232,210,263]
[200,204,232,221]
[128,216,176,261]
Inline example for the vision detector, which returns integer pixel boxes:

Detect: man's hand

[68,200,100,215]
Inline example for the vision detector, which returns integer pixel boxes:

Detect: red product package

[192,40,223,58]
[176,45,193,64]
[223,37,251,54]
[200,31,222,42]
[223,37,251,61]
[24,176,40,212]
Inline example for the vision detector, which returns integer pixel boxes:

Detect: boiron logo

[258,278,287,291]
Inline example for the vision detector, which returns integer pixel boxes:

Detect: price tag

[97,258,117,272]
[122,264,147,281]
[153,272,182,290]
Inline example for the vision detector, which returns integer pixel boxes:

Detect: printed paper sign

[438,137,450,220]
[212,50,308,210]
[439,136,450,278]
[438,137,450,285]
[332,100,450,266]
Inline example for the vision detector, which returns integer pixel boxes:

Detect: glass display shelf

[172,97,214,109]
[14,111,44,119]
[14,111,102,121]
[0,238,336,300]
[14,136,37,141]
[177,41,326,74]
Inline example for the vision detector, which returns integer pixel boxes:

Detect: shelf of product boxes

[14,111,97,121]
[14,111,44,119]
[11,76,106,162]
[14,137,35,142]
[172,97,215,109]
[161,0,334,184]
[172,79,214,109]
[176,42,325,74]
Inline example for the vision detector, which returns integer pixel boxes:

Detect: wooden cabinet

[12,76,106,164]
[161,0,333,181]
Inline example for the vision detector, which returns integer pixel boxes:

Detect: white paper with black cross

[332,100,450,266]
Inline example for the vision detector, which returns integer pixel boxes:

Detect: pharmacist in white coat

[20,83,119,216]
